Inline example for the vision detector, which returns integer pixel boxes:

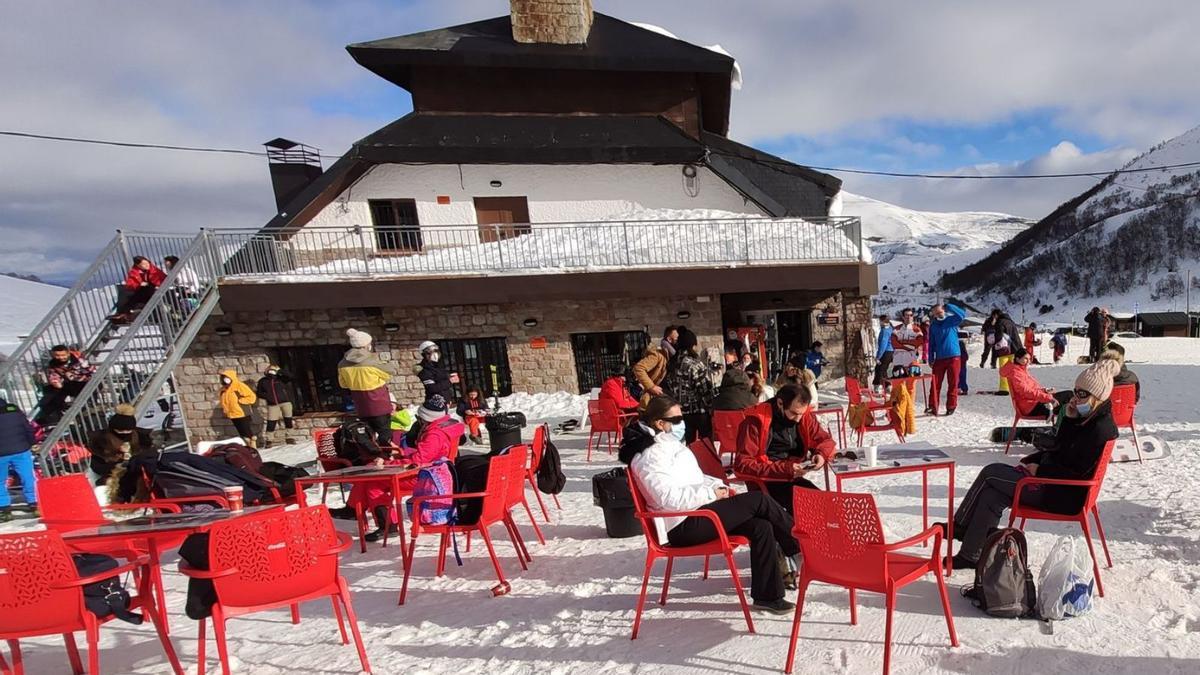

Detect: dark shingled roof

[262,113,841,232]
[1137,311,1190,327]
[346,13,735,90]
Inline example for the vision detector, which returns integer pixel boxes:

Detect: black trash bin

[486,411,527,454]
[592,467,640,538]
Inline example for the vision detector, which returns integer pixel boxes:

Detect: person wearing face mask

[927,303,966,416]
[734,384,836,513]
[620,396,800,615]
[88,404,154,485]
[218,369,258,447]
[941,359,1120,569]
[415,340,455,403]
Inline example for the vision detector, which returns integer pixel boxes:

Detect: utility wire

[5,128,1200,180]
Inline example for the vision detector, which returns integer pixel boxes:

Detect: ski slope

[0,275,65,357]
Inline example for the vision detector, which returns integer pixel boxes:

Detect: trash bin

[486,411,527,454]
[592,467,640,538]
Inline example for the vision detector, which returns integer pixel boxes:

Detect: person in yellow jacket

[219,369,258,446]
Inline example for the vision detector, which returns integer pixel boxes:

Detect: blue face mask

[670,423,687,443]
[1075,402,1092,416]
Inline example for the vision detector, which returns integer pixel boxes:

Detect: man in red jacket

[735,384,836,513]
[599,371,639,413]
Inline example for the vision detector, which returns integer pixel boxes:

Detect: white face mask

[428,352,440,363]
[221,377,231,385]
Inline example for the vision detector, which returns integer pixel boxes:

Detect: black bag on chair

[72,553,142,624]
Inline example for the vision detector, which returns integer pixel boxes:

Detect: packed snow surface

[0,276,65,356]
[4,337,1199,673]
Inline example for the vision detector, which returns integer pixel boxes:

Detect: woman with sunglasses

[943,359,1120,568]
[620,395,801,615]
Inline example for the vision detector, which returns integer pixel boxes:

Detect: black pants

[765,477,820,514]
[362,414,392,446]
[35,380,88,425]
[231,416,255,440]
[667,491,798,602]
[872,351,893,387]
[1088,337,1102,362]
[953,463,1048,561]
[114,285,156,315]
[683,412,712,444]
[1028,403,1053,418]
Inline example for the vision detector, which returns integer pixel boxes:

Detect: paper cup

[223,485,244,512]
[866,446,878,467]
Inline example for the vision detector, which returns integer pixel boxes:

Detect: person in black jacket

[712,367,758,411]
[255,365,295,447]
[943,360,1120,567]
[0,398,38,520]
[415,340,454,401]
[978,309,1000,368]
[661,329,716,443]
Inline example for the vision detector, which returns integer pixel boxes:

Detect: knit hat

[109,403,137,432]
[1074,359,1122,401]
[418,394,448,422]
[346,328,372,349]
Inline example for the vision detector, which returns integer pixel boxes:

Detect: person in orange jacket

[734,384,836,513]
[599,370,639,413]
[999,348,1057,419]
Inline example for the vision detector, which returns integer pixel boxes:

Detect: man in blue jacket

[927,303,967,415]
[873,314,895,394]
[0,398,38,521]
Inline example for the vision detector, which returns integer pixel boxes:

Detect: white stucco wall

[300,164,766,250]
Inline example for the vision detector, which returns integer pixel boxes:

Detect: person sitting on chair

[941,360,1119,568]
[733,384,835,513]
[1000,348,1058,420]
[620,395,800,615]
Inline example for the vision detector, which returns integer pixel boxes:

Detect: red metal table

[828,442,955,575]
[295,465,420,556]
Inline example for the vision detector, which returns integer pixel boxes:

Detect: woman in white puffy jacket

[623,396,801,614]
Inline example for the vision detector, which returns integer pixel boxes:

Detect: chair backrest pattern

[792,489,885,584]
[588,399,621,433]
[0,531,79,630]
[1109,385,1137,427]
[477,453,513,526]
[314,428,338,460]
[37,474,105,523]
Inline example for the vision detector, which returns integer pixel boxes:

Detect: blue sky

[2,0,1198,281]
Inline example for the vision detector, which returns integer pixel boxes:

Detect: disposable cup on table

[223,486,244,512]
[865,445,878,467]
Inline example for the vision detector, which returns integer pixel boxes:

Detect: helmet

[418,340,438,355]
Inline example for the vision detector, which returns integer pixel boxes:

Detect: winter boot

[0,509,12,523]
[329,506,356,520]
[364,506,399,543]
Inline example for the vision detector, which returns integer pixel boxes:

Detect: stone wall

[510,0,593,44]
[174,294,723,444]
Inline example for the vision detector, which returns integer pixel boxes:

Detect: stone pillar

[841,293,873,383]
[510,0,594,44]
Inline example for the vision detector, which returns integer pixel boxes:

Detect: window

[273,345,352,414]
[570,330,649,394]
[434,337,512,401]
[368,199,423,252]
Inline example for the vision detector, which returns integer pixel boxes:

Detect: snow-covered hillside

[0,275,64,357]
[840,192,1030,312]
[943,125,1200,323]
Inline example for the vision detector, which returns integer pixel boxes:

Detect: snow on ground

[5,339,1200,674]
[0,275,65,357]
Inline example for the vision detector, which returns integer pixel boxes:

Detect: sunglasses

[833,451,858,461]
[1072,389,1094,400]
[660,415,685,425]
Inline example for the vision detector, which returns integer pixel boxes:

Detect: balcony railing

[205,216,865,281]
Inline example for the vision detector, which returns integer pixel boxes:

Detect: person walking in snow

[255,365,295,447]
[991,310,1023,393]
[927,303,966,415]
[1084,307,1107,363]
[0,398,38,521]
[1052,330,1068,364]
[873,313,895,393]
[339,329,395,445]
[661,329,717,443]
[218,369,258,447]
[415,340,455,402]
[979,309,1000,369]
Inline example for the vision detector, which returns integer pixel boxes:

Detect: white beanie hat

[346,328,372,349]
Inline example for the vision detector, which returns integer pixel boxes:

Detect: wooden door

[474,197,531,243]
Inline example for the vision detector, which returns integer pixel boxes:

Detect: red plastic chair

[1109,384,1142,463]
[178,505,370,675]
[711,408,750,464]
[846,378,905,446]
[503,444,545,552]
[1008,439,1116,597]
[586,399,634,461]
[1003,390,1052,455]
[0,529,184,675]
[526,424,562,522]
[785,490,957,675]
[400,452,526,604]
[313,427,351,504]
[687,438,728,483]
[626,469,754,639]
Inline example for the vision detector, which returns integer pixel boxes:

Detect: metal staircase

[0,231,228,475]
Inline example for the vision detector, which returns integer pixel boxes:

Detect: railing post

[622,221,631,265]
[66,302,86,351]
[494,224,505,270]
[355,225,370,267]
[742,218,751,264]
[116,229,132,267]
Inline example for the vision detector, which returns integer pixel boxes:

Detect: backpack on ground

[72,553,142,624]
[406,460,457,525]
[206,443,264,475]
[962,528,1038,618]
[536,431,566,495]
[1037,536,1095,621]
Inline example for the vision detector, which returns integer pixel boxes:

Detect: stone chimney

[510,0,594,44]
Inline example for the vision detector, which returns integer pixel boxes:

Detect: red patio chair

[399,452,526,604]
[586,399,634,461]
[711,408,750,464]
[1008,439,1116,597]
[687,438,728,483]
[178,505,370,675]
[784,490,957,675]
[0,529,184,675]
[503,444,544,553]
[846,378,905,446]
[313,427,351,504]
[1003,389,1052,455]
[1109,384,1142,463]
[626,469,754,639]
[525,424,562,523]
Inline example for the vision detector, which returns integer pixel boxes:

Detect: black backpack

[334,421,384,463]
[536,430,566,495]
[72,553,142,624]
[962,528,1038,618]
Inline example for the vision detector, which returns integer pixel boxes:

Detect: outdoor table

[813,404,847,448]
[295,465,420,554]
[61,505,281,634]
[827,441,955,575]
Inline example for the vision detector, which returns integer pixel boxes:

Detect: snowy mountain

[0,276,65,358]
[839,192,1030,313]
[943,125,1200,322]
